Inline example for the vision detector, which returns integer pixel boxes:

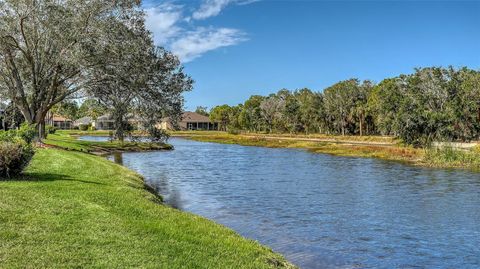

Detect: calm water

[85,136,480,269]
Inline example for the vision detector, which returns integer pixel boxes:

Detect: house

[92,114,144,130]
[73,116,93,128]
[92,114,115,130]
[158,112,218,131]
[45,113,73,129]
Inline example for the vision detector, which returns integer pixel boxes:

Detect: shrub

[227,128,241,135]
[17,123,36,143]
[88,126,96,131]
[424,147,480,168]
[79,124,90,131]
[0,141,35,178]
[146,127,169,143]
[0,123,36,143]
[46,125,57,135]
[0,130,17,142]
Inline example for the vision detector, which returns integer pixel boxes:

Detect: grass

[44,131,172,154]
[0,148,294,268]
[172,131,397,144]
[422,146,480,169]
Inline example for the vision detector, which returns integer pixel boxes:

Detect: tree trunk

[359,116,363,136]
[36,111,48,140]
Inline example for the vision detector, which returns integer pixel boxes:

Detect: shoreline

[44,131,173,155]
[171,131,480,170]
[1,134,296,268]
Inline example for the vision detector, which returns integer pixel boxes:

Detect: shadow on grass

[5,172,106,185]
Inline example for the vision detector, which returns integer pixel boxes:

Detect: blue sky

[143,0,480,111]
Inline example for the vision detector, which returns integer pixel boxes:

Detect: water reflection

[103,137,480,269]
[112,152,123,165]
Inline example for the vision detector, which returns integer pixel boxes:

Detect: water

[84,136,480,269]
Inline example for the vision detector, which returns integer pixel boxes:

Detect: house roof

[181,112,211,122]
[97,114,112,121]
[162,112,213,123]
[74,116,92,125]
[52,115,72,122]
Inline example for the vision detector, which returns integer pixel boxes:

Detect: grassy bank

[0,148,294,268]
[173,131,421,162]
[44,131,171,154]
[171,131,480,169]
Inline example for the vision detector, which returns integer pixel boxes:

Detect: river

[80,136,480,269]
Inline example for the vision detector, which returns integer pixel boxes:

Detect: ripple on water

[98,137,480,269]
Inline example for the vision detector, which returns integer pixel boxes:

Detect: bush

[46,125,57,135]
[146,127,169,143]
[17,123,36,143]
[79,124,90,131]
[0,123,36,143]
[227,128,241,135]
[88,126,96,131]
[0,141,35,178]
[424,147,480,168]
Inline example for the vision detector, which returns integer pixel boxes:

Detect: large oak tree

[0,0,140,138]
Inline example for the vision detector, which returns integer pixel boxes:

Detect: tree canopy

[0,0,192,140]
[209,67,480,146]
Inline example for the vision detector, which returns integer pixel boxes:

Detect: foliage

[78,99,108,120]
[195,106,209,117]
[2,103,24,129]
[51,101,79,121]
[207,67,480,147]
[210,105,232,131]
[0,123,36,144]
[0,0,142,139]
[423,147,480,168]
[0,141,34,178]
[146,127,170,143]
[45,125,56,135]
[0,124,36,178]
[79,124,90,131]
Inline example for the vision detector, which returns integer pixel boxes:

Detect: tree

[295,88,324,134]
[51,100,79,120]
[0,0,141,139]
[227,104,243,130]
[78,99,107,120]
[210,105,232,131]
[195,106,209,117]
[368,78,404,136]
[239,95,264,132]
[260,94,284,133]
[135,48,193,140]
[323,79,362,135]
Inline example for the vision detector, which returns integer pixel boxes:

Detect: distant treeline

[207,67,480,146]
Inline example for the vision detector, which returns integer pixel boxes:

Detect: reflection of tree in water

[112,152,123,165]
[147,174,183,210]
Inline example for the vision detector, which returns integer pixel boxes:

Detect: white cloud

[192,0,232,20]
[144,3,183,45]
[170,27,247,62]
[191,0,259,20]
[144,0,257,62]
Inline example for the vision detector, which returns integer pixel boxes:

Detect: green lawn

[44,131,172,154]
[0,149,294,268]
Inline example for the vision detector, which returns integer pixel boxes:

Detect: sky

[143,0,480,111]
